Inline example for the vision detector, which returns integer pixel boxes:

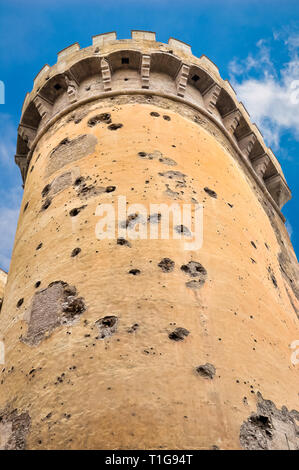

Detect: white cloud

[229,34,299,150]
[285,220,293,239]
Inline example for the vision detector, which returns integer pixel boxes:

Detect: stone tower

[0,31,298,450]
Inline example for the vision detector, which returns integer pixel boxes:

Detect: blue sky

[0,0,298,271]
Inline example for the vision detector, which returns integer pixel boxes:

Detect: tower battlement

[17,31,290,216]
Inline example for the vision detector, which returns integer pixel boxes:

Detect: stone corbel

[175,63,190,98]
[140,54,151,89]
[238,132,257,159]
[101,58,112,92]
[33,94,53,120]
[251,153,270,180]
[202,83,221,113]
[264,174,291,209]
[18,124,37,149]
[64,72,79,104]
[222,108,241,135]
[15,154,28,182]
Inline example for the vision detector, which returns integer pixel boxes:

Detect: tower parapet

[17,31,290,214]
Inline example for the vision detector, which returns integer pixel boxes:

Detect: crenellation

[33,64,51,89]
[168,37,192,55]
[15,33,291,213]
[57,43,80,61]
[92,31,117,47]
[131,30,156,41]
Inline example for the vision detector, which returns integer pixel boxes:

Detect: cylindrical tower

[0,31,298,450]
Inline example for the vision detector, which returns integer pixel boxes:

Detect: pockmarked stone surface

[0,31,298,450]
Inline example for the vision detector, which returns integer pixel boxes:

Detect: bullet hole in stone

[148,213,161,224]
[138,152,147,158]
[121,57,129,64]
[47,135,97,178]
[129,269,141,276]
[96,316,118,339]
[106,185,116,193]
[128,323,139,333]
[192,74,200,82]
[204,187,217,198]
[77,183,105,199]
[36,243,43,251]
[169,327,189,341]
[69,205,87,217]
[159,170,186,181]
[30,165,34,173]
[240,392,299,450]
[108,123,123,131]
[87,113,112,127]
[122,213,144,229]
[117,238,131,247]
[181,261,207,277]
[23,202,29,213]
[268,266,278,288]
[250,258,256,264]
[181,261,207,289]
[251,241,257,249]
[35,281,41,289]
[0,408,31,450]
[74,177,84,186]
[150,112,160,117]
[158,157,177,166]
[71,248,81,257]
[158,258,175,273]
[265,243,269,250]
[227,203,233,208]
[42,184,51,197]
[22,282,86,345]
[163,115,171,121]
[41,198,52,211]
[54,83,62,91]
[196,363,216,379]
[174,225,191,236]
[17,298,24,308]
